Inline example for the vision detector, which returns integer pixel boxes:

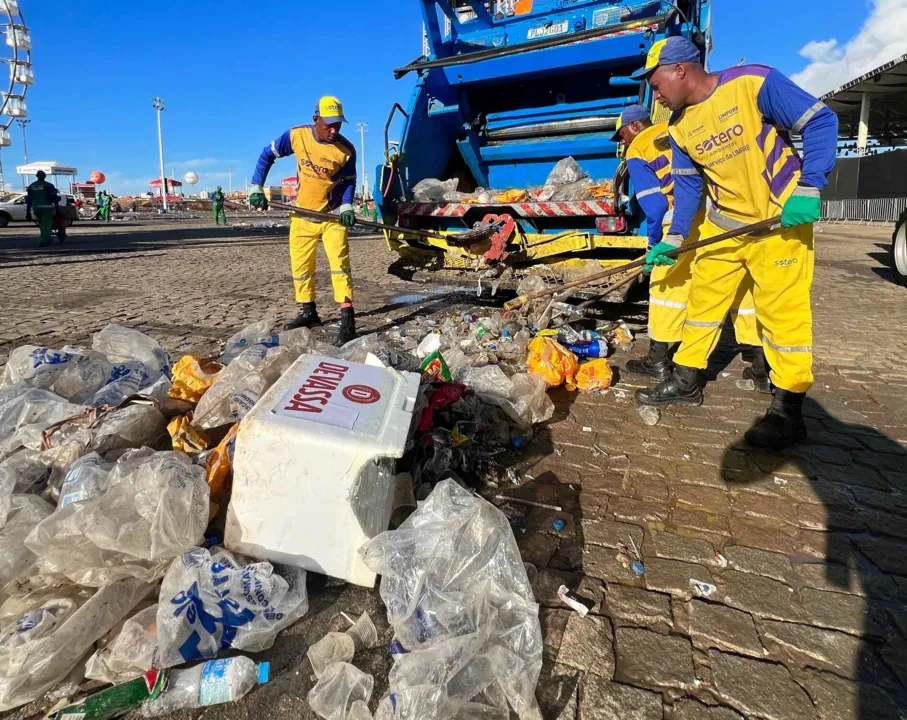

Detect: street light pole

[228,166,232,194]
[152,97,168,213]
[355,122,369,201]
[16,118,29,189]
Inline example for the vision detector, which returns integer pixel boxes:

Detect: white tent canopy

[15,161,78,176]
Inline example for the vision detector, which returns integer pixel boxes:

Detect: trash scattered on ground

[307,662,374,720]
[690,579,717,598]
[638,405,661,426]
[736,378,756,391]
[361,480,543,718]
[557,585,590,617]
[54,669,168,720]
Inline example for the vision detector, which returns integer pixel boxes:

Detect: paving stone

[517,529,559,567]
[730,491,798,526]
[671,699,744,720]
[610,497,670,523]
[605,584,673,633]
[579,676,663,720]
[797,503,866,532]
[797,530,855,564]
[636,477,671,503]
[863,511,907,539]
[557,613,615,678]
[672,485,732,515]
[852,537,907,575]
[541,608,572,659]
[688,599,764,657]
[583,545,643,585]
[758,619,864,679]
[614,627,695,690]
[650,532,720,567]
[709,650,817,720]
[582,519,645,550]
[793,563,867,596]
[717,570,799,622]
[800,668,904,720]
[728,516,798,555]
[800,587,884,637]
[645,559,715,599]
[670,508,732,537]
[723,545,793,582]
[536,661,581,719]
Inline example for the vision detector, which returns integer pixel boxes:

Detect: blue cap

[630,36,702,80]
[258,661,271,684]
[610,104,651,141]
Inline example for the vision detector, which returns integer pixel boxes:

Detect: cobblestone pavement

[1,218,906,720]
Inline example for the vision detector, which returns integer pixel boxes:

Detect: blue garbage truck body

[375,0,712,294]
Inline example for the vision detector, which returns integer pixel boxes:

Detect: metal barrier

[822,198,907,225]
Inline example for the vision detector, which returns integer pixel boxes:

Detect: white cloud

[170,157,220,170]
[792,0,907,96]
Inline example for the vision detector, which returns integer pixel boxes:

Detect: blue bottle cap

[258,661,271,684]
[512,437,523,449]
[553,519,566,531]
[631,560,645,576]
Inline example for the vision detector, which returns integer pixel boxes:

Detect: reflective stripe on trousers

[673,216,815,393]
[289,215,354,304]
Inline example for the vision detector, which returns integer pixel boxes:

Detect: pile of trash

[412,157,614,205]
[0,281,633,716]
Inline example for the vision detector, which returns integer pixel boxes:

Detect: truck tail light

[596,216,626,234]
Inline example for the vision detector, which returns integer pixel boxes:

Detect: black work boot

[625,341,673,382]
[742,346,773,394]
[635,364,703,407]
[284,302,322,331]
[745,389,808,450]
[334,307,357,346]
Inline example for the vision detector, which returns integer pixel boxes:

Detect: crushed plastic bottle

[141,657,270,717]
[736,378,756,391]
[638,406,661,426]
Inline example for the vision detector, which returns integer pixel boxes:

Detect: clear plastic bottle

[141,657,270,717]
[638,406,661,426]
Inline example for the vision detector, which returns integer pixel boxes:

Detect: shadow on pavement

[721,397,907,717]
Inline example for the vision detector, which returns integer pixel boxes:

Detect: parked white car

[0,192,76,227]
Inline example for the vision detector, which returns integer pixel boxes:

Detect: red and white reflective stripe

[397,200,614,217]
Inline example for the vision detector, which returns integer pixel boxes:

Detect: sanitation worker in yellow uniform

[613,104,767,389]
[249,96,358,345]
[632,37,838,449]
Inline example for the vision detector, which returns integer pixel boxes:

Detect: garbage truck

[375,0,712,298]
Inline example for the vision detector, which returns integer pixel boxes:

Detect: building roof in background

[823,54,907,145]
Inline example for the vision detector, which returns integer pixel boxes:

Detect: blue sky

[10,1,889,195]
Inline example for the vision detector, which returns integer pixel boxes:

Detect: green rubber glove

[644,238,680,273]
[339,208,356,228]
[782,186,821,228]
[249,184,268,210]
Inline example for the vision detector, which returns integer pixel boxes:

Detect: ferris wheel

[0,0,31,189]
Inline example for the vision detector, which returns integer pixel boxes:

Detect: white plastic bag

[57,452,113,509]
[1,346,111,403]
[91,405,168,454]
[0,495,53,600]
[26,451,209,587]
[91,325,172,382]
[87,362,149,407]
[454,367,553,428]
[0,386,86,459]
[544,157,589,186]
[360,480,543,719]
[0,579,153,711]
[156,547,308,668]
[219,319,279,365]
[85,603,159,684]
[412,178,459,203]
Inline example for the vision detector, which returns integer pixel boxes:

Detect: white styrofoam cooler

[225,355,420,587]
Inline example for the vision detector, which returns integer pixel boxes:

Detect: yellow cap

[315,96,347,124]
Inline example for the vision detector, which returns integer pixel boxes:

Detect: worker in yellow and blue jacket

[249,96,358,345]
[613,104,764,387]
[632,37,838,449]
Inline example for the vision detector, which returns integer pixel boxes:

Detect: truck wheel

[892,212,907,287]
[0,212,10,228]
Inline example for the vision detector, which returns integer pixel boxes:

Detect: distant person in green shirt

[213,186,227,225]
[25,170,60,247]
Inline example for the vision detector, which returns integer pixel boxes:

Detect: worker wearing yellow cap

[249,96,358,345]
[632,37,838,449]
[612,104,765,388]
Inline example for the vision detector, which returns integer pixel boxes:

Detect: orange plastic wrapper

[168,415,209,453]
[527,337,578,388]
[587,182,614,199]
[169,355,224,403]
[496,189,529,203]
[570,359,614,393]
[206,423,239,504]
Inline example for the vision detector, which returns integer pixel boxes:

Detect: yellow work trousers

[673,216,815,393]
[289,215,354,304]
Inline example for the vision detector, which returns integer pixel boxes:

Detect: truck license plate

[528,20,569,40]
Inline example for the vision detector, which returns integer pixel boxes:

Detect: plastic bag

[453,367,553,428]
[87,362,150,408]
[0,386,86,459]
[219,319,278,365]
[57,452,113,508]
[360,480,543,719]
[496,189,528,203]
[167,416,209,454]
[347,700,374,720]
[307,663,374,720]
[169,357,224,404]
[1,346,111,403]
[549,178,594,201]
[0,495,53,600]
[0,578,153,711]
[91,405,168,454]
[420,351,451,383]
[193,346,298,430]
[205,424,238,505]
[156,547,308,668]
[84,603,159,684]
[527,337,578,388]
[571,359,614,392]
[91,325,172,382]
[544,157,589,186]
[26,451,209,587]
[413,178,459,203]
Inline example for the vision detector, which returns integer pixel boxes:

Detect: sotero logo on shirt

[687,125,707,139]
[299,158,331,175]
[718,106,740,122]
[695,124,745,154]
